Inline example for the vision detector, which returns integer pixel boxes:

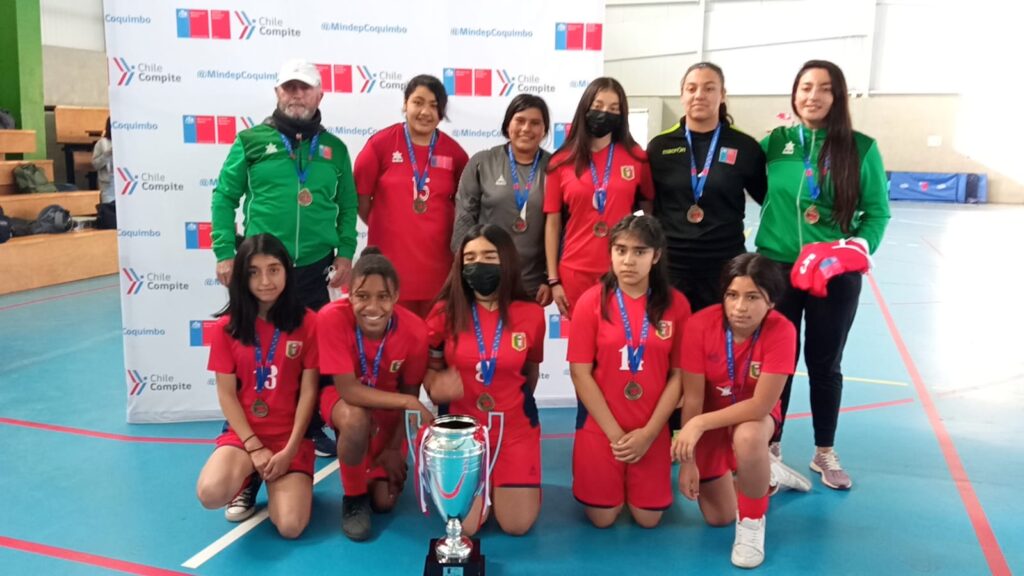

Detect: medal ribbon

[254,327,281,395]
[278,132,320,185]
[588,142,615,215]
[615,288,650,376]
[507,145,541,217]
[471,302,504,387]
[725,326,761,404]
[797,126,830,202]
[356,317,392,388]
[403,122,438,200]
[684,122,722,204]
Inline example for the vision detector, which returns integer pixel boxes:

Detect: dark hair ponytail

[682,62,733,127]
[350,245,400,295]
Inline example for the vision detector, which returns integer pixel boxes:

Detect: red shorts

[572,426,672,510]
[559,266,603,314]
[216,429,315,477]
[490,426,542,488]
[695,404,782,481]
[320,386,407,483]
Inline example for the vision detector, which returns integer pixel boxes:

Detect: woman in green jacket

[756,60,890,490]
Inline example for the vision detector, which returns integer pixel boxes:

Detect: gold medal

[593,221,608,238]
[624,380,643,401]
[804,205,820,225]
[297,188,312,207]
[476,392,495,412]
[413,197,428,214]
[686,204,704,224]
[512,217,528,233]
[251,398,270,418]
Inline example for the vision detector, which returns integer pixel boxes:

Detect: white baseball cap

[276,59,321,88]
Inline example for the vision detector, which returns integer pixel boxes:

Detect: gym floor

[0,202,1020,575]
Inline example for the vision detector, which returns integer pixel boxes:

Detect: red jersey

[680,305,796,413]
[543,144,654,275]
[317,298,429,392]
[354,123,469,301]
[425,300,545,439]
[567,284,691,432]
[207,310,319,437]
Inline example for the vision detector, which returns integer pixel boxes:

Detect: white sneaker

[731,514,766,569]
[768,442,782,462]
[224,473,261,522]
[770,459,812,493]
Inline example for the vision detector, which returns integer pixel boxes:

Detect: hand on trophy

[405,396,436,429]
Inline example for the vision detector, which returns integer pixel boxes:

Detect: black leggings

[773,263,863,448]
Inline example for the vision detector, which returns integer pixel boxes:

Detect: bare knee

[585,507,620,529]
[705,510,735,527]
[273,515,309,540]
[333,404,371,465]
[497,514,537,536]
[196,479,229,509]
[632,512,663,529]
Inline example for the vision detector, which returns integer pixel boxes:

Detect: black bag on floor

[10,217,34,237]
[0,214,11,244]
[95,201,117,230]
[31,205,73,234]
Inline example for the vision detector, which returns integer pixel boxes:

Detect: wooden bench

[0,160,55,195]
[55,106,108,186]
[0,190,117,295]
[0,130,37,159]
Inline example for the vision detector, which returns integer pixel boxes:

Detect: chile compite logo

[122,268,190,294]
[118,168,139,195]
[112,57,135,85]
[176,9,297,39]
[315,64,404,94]
[123,268,144,294]
[128,370,148,395]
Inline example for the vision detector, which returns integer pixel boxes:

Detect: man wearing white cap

[210,58,357,517]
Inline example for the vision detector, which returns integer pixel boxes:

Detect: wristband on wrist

[547,277,561,287]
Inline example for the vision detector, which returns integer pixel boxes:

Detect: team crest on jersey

[782,142,795,155]
[392,151,403,163]
[749,362,761,379]
[621,165,635,181]
[495,174,507,186]
[285,341,302,359]
[655,321,673,340]
[511,332,527,351]
[390,359,404,373]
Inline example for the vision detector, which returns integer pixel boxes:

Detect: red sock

[340,457,369,497]
[737,489,769,521]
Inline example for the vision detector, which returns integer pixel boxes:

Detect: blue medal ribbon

[403,122,438,196]
[725,325,761,404]
[356,318,392,388]
[507,145,541,214]
[797,126,829,202]
[588,142,615,215]
[277,132,320,185]
[471,302,504,387]
[684,122,722,204]
[615,288,650,376]
[253,327,281,395]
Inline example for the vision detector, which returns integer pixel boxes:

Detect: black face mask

[462,263,502,297]
[585,110,621,138]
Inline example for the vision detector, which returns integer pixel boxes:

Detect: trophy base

[424,538,485,576]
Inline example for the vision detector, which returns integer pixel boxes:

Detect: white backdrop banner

[104,0,605,422]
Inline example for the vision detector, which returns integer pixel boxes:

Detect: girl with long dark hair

[568,215,691,529]
[196,233,318,538]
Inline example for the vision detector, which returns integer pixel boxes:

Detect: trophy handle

[404,409,423,463]
[485,411,506,477]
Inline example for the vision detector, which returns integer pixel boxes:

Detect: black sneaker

[341,494,372,541]
[312,426,337,458]
[224,473,261,522]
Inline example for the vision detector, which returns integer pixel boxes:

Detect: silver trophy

[406,411,504,575]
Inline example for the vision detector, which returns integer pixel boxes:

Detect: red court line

[786,397,915,420]
[868,273,1010,576]
[0,536,192,576]
[0,417,214,445]
[0,283,119,313]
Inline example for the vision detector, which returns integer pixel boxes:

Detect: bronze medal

[624,380,643,401]
[804,205,820,225]
[251,398,270,418]
[297,188,313,207]
[413,197,428,214]
[512,217,528,233]
[686,204,704,224]
[593,221,609,238]
[476,392,496,412]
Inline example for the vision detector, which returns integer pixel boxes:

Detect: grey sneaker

[224,473,261,522]
[341,494,372,541]
[810,450,852,490]
[770,459,812,493]
[731,514,766,568]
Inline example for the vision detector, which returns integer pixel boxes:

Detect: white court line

[182,460,340,569]
[794,371,908,387]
